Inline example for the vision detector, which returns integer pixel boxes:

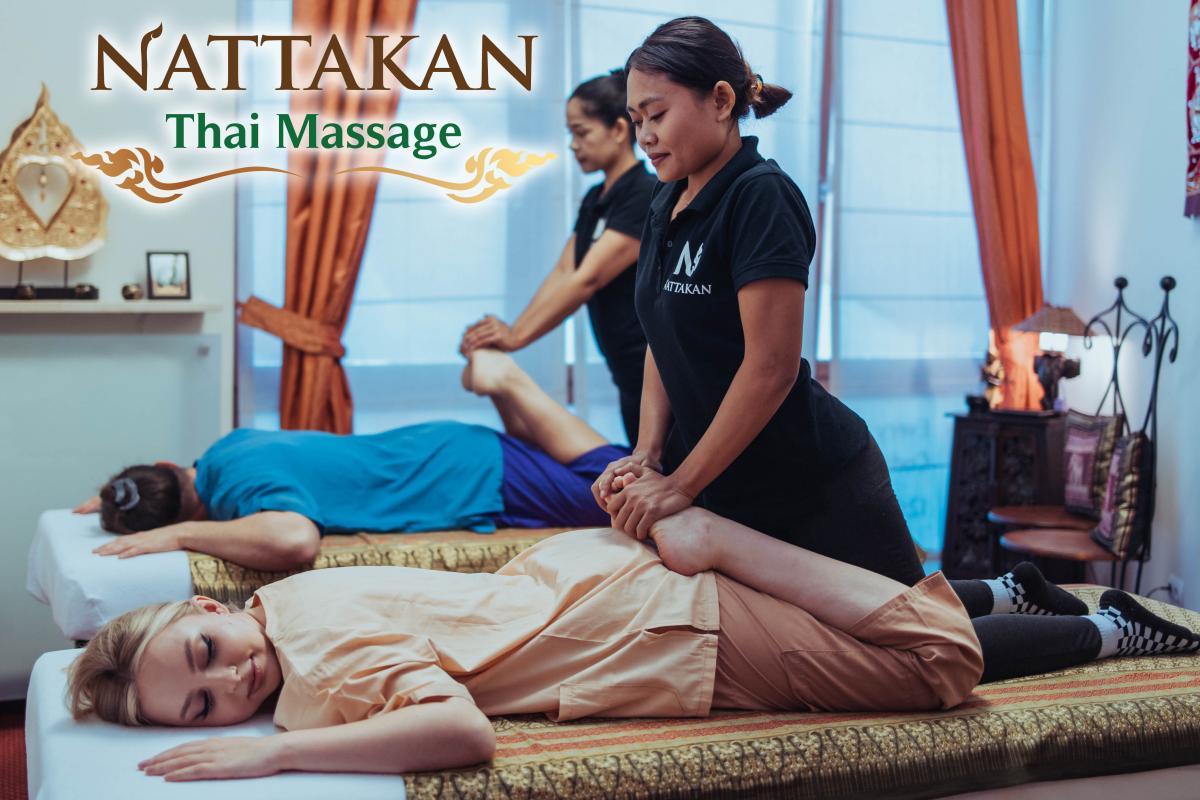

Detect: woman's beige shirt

[252,528,719,730]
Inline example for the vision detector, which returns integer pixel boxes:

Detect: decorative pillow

[1090,432,1151,558]
[1063,411,1123,518]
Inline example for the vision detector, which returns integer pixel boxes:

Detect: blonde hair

[67,600,200,725]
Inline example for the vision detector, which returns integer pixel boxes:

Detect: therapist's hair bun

[570,69,635,140]
[747,70,793,120]
[99,464,183,534]
[626,16,793,120]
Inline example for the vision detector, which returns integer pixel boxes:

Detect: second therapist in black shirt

[595,17,926,586]
[460,70,656,446]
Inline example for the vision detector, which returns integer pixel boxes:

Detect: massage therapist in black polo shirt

[460,70,656,446]
[594,17,925,586]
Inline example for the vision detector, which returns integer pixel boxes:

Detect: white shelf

[0,301,220,315]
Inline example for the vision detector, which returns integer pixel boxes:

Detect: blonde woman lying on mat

[68,500,1198,782]
[73,350,633,571]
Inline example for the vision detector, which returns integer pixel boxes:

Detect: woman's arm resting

[93,511,319,571]
[141,697,495,781]
[177,512,320,570]
[276,697,494,775]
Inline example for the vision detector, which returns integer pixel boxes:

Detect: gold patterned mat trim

[187,528,568,607]
[406,588,1200,800]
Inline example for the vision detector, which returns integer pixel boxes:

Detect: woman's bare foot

[462,349,515,397]
[639,500,719,577]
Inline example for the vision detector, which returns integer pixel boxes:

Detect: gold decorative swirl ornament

[72,147,295,204]
[72,145,555,205]
[337,147,556,204]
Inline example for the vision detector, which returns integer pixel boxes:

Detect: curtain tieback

[238,295,346,358]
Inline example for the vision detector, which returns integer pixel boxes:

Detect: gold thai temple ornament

[0,85,107,261]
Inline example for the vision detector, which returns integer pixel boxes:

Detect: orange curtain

[242,0,417,432]
[946,0,1044,410]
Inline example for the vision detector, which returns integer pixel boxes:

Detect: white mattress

[27,649,407,800]
[26,510,193,641]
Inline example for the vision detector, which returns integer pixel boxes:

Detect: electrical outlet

[1168,575,1185,604]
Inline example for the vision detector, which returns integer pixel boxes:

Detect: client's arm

[139,697,495,781]
[92,511,319,571]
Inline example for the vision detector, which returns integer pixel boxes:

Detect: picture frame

[146,251,191,300]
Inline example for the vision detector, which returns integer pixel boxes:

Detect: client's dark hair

[625,16,792,120]
[99,465,183,534]
[570,69,635,146]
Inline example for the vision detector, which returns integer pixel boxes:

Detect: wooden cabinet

[941,411,1065,579]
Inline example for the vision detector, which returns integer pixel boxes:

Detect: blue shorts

[495,434,631,528]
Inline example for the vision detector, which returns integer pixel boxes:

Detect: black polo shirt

[634,136,869,539]
[573,162,656,392]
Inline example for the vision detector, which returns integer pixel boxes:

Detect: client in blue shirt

[79,351,630,571]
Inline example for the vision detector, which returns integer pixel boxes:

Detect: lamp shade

[1013,304,1087,336]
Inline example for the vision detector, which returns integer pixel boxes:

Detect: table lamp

[1014,305,1087,411]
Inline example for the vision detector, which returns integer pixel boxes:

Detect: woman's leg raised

[463,349,607,463]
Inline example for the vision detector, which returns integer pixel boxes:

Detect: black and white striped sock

[981,562,1088,616]
[1087,590,1200,659]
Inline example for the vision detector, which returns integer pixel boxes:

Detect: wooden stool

[999,528,1117,583]
[987,505,1094,531]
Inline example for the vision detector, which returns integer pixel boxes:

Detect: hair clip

[111,477,141,512]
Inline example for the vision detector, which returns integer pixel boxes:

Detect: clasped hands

[591,454,694,540]
[592,457,721,577]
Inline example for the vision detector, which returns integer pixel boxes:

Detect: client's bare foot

[646,505,720,577]
[463,349,516,397]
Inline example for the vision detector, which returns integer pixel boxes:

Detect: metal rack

[1080,276,1179,591]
